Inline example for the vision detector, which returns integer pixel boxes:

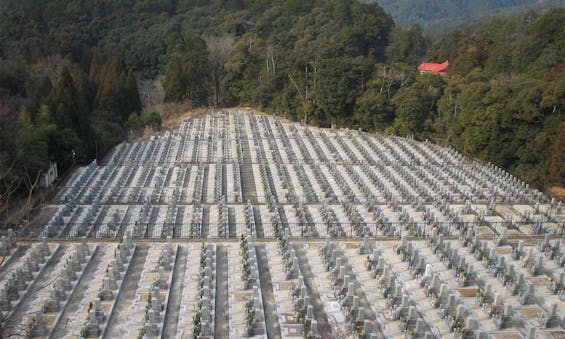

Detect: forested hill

[0,0,564,219]
[423,8,565,189]
[373,0,564,34]
[0,0,400,215]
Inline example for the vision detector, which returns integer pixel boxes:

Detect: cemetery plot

[9,110,565,337]
[33,111,563,240]
[0,237,559,337]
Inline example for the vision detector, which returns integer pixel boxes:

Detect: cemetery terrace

[1,111,564,338]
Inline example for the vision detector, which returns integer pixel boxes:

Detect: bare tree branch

[204,35,235,106]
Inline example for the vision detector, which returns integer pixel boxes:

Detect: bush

[142,111,162,130]
[126,112,142,133]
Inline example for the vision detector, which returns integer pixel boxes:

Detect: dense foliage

[0,0,401,213]
[373,0,564,34]
[427,9,565,186]
[0,0,563,217]
[0,54,146,215]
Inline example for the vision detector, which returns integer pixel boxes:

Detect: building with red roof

[418,60,450,76]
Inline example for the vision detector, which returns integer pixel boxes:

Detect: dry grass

[344,242,360,249]
[519,305,543,318]
[490,332,524,339]
[456,287,479,297]
[549,186,565,202]
[234,290,252,302]
[162,108,208,128]
[278,281,294,290]
[475,226,495,237]
[530,276,551,286]
[547,330,565,338]
[496,246,512,254]
[159,106,270,128]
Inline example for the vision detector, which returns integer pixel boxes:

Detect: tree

[126,112,142,134]
[205,35,235,106]
[142,111,162,130]
[95,58,142,122]
[386,25,428,65]
[48,67,79,131]
[97,58,126,119]
[15,106,52,223]
[125,71,143,115]
[391,73,445,136]
[550,122,565,186]
[314,56,373,127]
[163,37,210,105]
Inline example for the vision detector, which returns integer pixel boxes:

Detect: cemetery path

[214,245,229,338]
[181,167,191,202]
[0,245,30,279]
[221,164,227,199]
[201,206,210,237]
[228,207,236,238]
[75,169,99,202]
[118,205,135,235]
[277,207,289,226]
[104,245,148,338]
[143,168,155,188]
[173,206,185,238]
[121,163,138,188]
[50,244,104,338]
[24,205,59,237]
[162,245,187,338]
[98,145,119,166]
[201,165,209,204]
[164,167,174,187]
[4,245,65,334]
[240,163,257,204]
[293,244,333,338]
[60,206,84,237]
[146,207,160,237]
[255,244,281,339]
[253,207,264,238]
[89,205,110,237]
[342,255,381,336]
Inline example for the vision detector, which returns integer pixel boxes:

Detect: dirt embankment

[549,186,565,202]
[160,106,267,128]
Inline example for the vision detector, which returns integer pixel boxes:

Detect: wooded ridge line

[1,1,563,219]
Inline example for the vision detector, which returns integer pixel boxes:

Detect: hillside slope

[373,0,564,33]
[0,0,563,214]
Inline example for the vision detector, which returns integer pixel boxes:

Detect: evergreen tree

[550,123,565,186]
[125,70,143,114]
[48,67,79,131]
[163,37,210,105]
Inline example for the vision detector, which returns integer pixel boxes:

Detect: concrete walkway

[255,244,282,339]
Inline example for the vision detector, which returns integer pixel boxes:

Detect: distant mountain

[372,0,564,34]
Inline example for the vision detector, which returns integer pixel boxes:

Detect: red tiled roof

[418,60,450,74]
